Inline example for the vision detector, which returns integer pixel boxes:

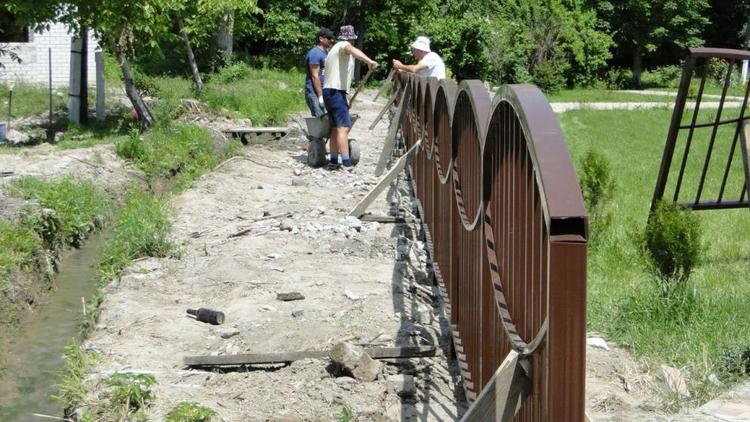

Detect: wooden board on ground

[184,345,436,367]
[373,69,396,101]
[222,127,289,145]
[369,95,397,130]
[349,140,421,218]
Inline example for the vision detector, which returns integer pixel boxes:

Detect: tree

[593,0,709,88]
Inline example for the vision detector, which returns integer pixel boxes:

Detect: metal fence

[392,72,588,420]
[652,47,750,212]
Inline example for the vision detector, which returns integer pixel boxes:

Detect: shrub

[166,402,217,422]
[105,373,156,419]
[579,150,615,240]
[644,201,702,295]
[646,65,682,88]
[212,62,253,84]
[603,68,633,90]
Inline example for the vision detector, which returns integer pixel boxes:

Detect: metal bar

[651,56,696,211]
[673,59,705,202]
[717,76,750,200]
[678,115,750,130]
[695,60,735,204]
[678,199,750,210]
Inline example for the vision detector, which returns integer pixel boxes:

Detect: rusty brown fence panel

[392,72,588,420]
[652,47,750,212]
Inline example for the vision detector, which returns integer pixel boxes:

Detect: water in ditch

[0,229,109,421]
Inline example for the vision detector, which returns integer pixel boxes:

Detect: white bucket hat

[410,36,431,53]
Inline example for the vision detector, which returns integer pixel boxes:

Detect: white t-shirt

[324,41,355,91]
[418,52,446,80]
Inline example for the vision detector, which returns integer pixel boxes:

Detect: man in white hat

[392,36,446,80]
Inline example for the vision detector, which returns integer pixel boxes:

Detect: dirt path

[81,91,467,421]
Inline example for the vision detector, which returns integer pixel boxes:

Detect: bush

[166,402,217,422]
[602,68,633,90]
[579,150,615,240]
[105,373,156,419]
[643,65,682,88]
[211,62,253,84]
[644,201,702,295]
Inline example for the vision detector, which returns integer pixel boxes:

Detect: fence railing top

[455,80,492,144]
[688,47,750,61]
[493,84,587,236]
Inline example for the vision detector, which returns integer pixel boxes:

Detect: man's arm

[309,63,323,97]
[392,59,427,74]
[344,43,378,69]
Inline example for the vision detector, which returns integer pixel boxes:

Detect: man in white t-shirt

[392,36,446,80]
[322,25,378,169]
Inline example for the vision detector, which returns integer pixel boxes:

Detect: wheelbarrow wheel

[349,139,361,166]
[307,137,327,167]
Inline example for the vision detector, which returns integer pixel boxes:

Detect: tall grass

[0,217,40,291]
[560,108,750,404]
[97,187,172,282]
[7,177,112,248]
[115,123,238,190]
[0,83,67,119]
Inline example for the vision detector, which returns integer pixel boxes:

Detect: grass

[102,373,156,421]
[7,176,112,248]
[0,217,40,291]
[560,108,750,405]
[96,187,173,282]
[166,402,217,422]
[548,89,674,103]
[53,343,98,411]
[0,83,67,119]
[115,123,239,190]
[142,63,306,125]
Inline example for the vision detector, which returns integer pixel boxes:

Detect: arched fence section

[392,72,588,420]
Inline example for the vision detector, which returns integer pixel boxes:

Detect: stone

[219,328,240,339]
[293,168,302,176]
[276,292,305,301]
[291,310,304,318]
[344,216,363,232]
[659,365,690,398]
[387,374,417,396]
[329,341,383,382]
[587,337,610,351]
[291,178,307,187]
[344,291,361,301]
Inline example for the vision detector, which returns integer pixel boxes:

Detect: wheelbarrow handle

[348,67,375,110]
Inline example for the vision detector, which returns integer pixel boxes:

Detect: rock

[329,341,383,382]
[272,267,285,272]
[276,292,305,301]
[387,374,417,397]
[259,305,276,312]
[415,304,433,325]
[659,365,690,398]
[707,373,723,387]
[291,178,307,187]
[291,310,304,318]
[587,337,610,351]
[267,253,281,259]
[344,291,361,301]
[294,168,302,176]
[414,269,431,285]
[257,185,264,189]
[219,328,240,339]
[280,220,294,232]
[344,216,363,232]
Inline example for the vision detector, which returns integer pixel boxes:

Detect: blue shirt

[305,46,327,92]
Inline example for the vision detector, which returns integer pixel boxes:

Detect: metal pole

[48,47,53,141]
[7,87,11,131]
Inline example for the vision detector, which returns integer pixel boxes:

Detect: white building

[0,22,98,88]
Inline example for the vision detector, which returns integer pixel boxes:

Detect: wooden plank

[359,214,419,224]
[184,345,436,367]
[460,350,529,422]
[348,67,374,109]
[222,127,289,133]
[374,88,411,176]
[348,140,421,218]
[369,94,397,130]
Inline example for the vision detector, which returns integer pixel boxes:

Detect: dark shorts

[323,88,351,128]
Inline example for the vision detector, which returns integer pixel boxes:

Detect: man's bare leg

[335,126,350,157]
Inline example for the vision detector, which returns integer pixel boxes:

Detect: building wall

[0,22,98,87]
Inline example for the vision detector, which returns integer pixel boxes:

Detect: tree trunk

[178,17,204,92]
[215,8,234,60]
[632,44,643,89]
[116,48,153,129]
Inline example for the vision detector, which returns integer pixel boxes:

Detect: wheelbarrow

[303,114,360,167]
[302,67,374,168]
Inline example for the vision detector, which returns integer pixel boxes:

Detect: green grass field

[560,108,750,405]
[548,89,675,103]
